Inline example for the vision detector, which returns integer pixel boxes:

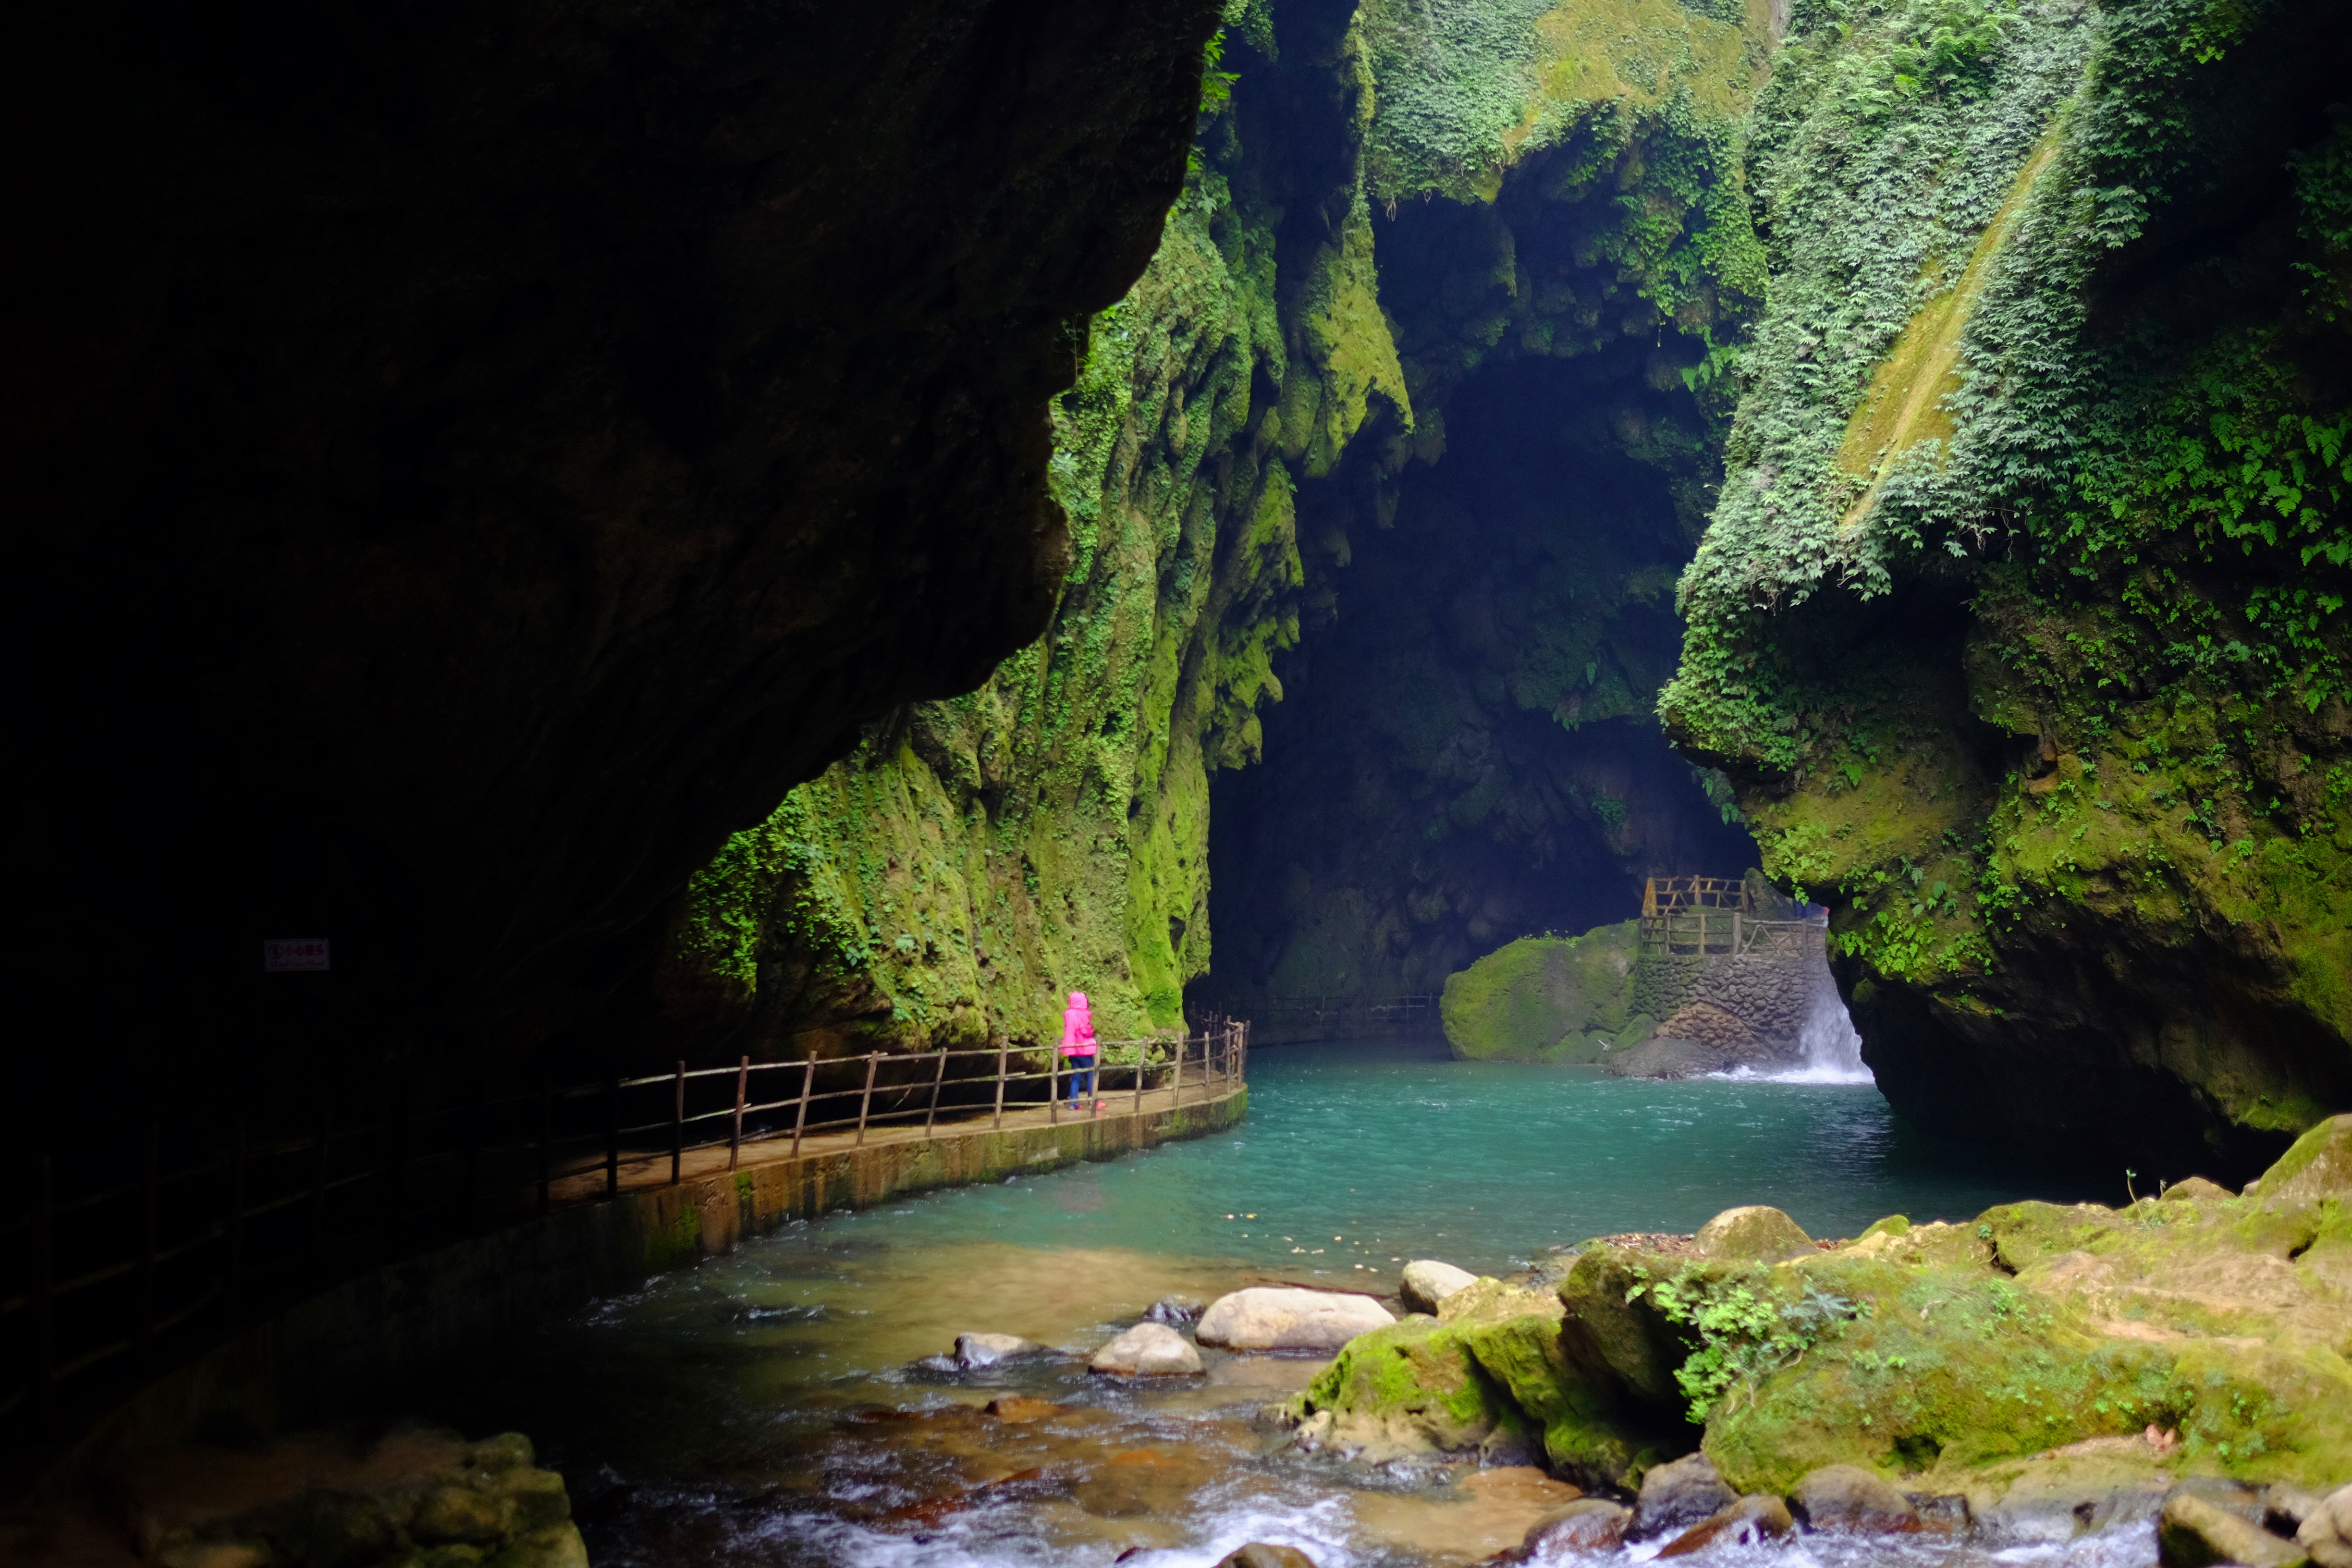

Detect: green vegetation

[1439,922,1651,1061]
[1294,1122,2352,1498]
[1658,0,2351,1147]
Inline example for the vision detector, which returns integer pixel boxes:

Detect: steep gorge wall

[664,0,1791,1051]
[1661,0,2352,1172]
[652,1,1416,1053]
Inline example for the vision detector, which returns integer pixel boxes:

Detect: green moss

[1440,921,1642,1060]
[1293,1317,1519,1450]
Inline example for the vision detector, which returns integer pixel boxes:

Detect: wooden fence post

[1133,1043,1146,1116]
[1173,1035,1185,1106]
[729,1055,747,1171]
[138,1118,158,1361]
[791,1054,815,1157]
[1732,910,1743,957]
[924,1049,946,1136]
[1050,1047,1060,1125]
[603,1067,620,1200]
[671,1060,685,1184]
[992,1047,1008,1130]
[854,1053,879,1146]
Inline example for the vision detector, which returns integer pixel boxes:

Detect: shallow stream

[423,1040,2144,1568]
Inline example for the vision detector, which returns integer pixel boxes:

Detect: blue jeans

[1066,1058,1097,1103]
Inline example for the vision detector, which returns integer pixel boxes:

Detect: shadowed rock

[1789,1465,1921,1533]
[1657,1495,1794,1557]
[1633,1454,1738,1540]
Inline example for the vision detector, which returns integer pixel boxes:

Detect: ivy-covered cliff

[1660,0,2352,1171]
[651,2,1414,1054]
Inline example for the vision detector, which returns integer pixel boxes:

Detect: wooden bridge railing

[1642,875,1752,918]
[1638,909,1826,959]
[0,1020,1247,1437]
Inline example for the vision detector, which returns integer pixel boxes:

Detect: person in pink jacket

[1060,991,1101,1114]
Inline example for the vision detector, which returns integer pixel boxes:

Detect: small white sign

[264,938,331,972]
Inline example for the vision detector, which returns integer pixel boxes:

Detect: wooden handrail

[2,1021,1247,1422]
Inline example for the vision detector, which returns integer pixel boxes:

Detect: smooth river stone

[1399,1260,1478,1314]
[1788,1465,1921,1533]
[954,1333,1041,1368]
[1195,1288,1395,1351]
[1632,1453,1737,1540]
[1088,1321,1202,1376]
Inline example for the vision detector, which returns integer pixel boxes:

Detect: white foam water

[1713,984,1874,1085]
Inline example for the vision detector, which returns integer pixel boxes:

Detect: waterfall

[1786,980,1874,1083]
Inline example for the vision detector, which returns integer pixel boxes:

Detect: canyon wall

[670,0,1786,1049]
[1660,0,2351,1173]
[12,0,1221,1104]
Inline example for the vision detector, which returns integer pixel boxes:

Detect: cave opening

[1198,263,1759,1008]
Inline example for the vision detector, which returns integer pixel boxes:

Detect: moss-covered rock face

[1441,922,1646,1062]
[1303,1121,2352,1503]
[1201,0,1783,1009]
[666,0,1779,1054]
[1659,0,2352,1173]
[653,9,1410,1054]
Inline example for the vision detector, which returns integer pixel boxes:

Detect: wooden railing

[0,1021,1247,1437]
[1638,910,1826,959]
[1642,875,1752,918]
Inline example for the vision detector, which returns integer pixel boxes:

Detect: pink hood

[1060,992,1096,1054]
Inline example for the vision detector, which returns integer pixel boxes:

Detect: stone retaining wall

[37,1088,1247,1499]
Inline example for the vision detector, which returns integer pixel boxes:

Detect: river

[421,1039,2137,1568]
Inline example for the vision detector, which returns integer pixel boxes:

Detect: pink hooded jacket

[1059,992,1097,1057]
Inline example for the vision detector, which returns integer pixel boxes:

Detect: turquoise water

[427,1041,2121,1568]
[808,1038,2105,1280]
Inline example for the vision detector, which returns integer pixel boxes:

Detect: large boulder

[1632,1454,1738,1540]
[1286,1319,1513,1457]
[2241,1115,2352,1208]
[1657,1495,1793,1558]
[1788,1465,1921,1533]
[2159,1494,2306,1568]
[1694,1206,1815,1263]
[1441,923,1643,1062]
[1088,1322,1201,1377]
[2300,1485,2352,1568]
[1509,1500,1630,1559]
[1400,1260,1478,1314]
[1197,1288,1395,1351]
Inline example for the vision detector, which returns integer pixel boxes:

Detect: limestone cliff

[1660,0,2352,1172]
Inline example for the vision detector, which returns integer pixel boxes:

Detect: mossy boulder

[1694,1206,1816,1264]
[2242,1115,2352,1209]
[1289,1317,1519,1456]
[1442,922,1644,1063]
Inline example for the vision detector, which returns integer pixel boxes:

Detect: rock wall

[1659,0,2352,1173]
[13,0,1222,1104]
[650,0,1415,1054]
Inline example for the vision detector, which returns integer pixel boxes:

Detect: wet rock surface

[101,1427,582,1568]
[1088,1322,1203,1377]
[1657,1494,1795,1557]
[1788,1463,1923,1533]
[1197,1288,1396,1352]
[1401,1261,1479,1314]
[1632,1454,1740,1541]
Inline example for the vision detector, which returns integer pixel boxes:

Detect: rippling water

[420,1040,2125,1568]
